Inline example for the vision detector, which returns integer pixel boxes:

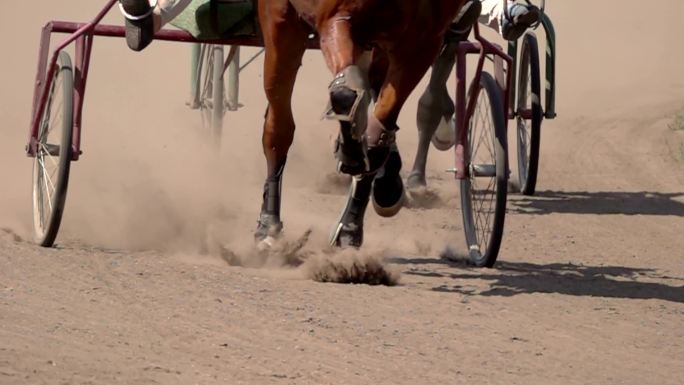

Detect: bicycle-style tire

[32,51,74,247]
[516,32,542,195]
[460,72,508,268]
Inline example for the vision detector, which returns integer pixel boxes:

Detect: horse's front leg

[329,49,390,248]
[255,1,308,247]
[318,15,372,176]
[329,49,401,248]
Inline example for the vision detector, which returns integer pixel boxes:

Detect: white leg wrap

[118,0,158,20]
[478,0,511,35]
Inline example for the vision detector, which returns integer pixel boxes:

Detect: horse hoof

[406,171,427,191]
[330,222,363,249]
[254,213,283,246]
[337,160,369,176]
[372,180,405,217]
[431,115,457,151]
[256,235,277,252]
[372,149,405,217]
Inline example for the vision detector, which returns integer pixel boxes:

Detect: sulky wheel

[32,51,74,247]
[515,32,543,195]
[459,72,508,267]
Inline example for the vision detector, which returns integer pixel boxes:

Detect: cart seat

[170,0,255,40]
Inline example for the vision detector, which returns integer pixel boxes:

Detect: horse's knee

[330,87,359,118]
[328,65,371,137]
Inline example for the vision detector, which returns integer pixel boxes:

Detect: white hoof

[256,236,277,252]
[431,115,456,151]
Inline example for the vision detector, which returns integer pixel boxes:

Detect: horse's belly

[286,0,459,48]
[289,0,318,27]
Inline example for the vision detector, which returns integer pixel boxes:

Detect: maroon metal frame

[26,0,511,176]
[453,22,513,180]
[26,0,280,161]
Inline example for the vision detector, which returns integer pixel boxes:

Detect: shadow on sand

[509,190,684,216]
[390,256,684,303]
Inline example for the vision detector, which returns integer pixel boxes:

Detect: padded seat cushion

[170,0,255,39]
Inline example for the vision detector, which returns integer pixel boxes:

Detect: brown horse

[255,0,466,248]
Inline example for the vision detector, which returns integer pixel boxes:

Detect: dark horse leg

[407,0,482,190]
[406,42,459,190]
[254,0,309,246]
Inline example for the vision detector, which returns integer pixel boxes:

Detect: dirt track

[1,1,683,384]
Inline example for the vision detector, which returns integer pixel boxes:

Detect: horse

[255,0,467,249]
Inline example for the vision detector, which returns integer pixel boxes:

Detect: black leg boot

[255,164,285,247]
[330,174,373,249]
[364,115,404,217]
[372,144,405,217]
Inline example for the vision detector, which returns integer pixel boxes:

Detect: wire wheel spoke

[201,47,214,105]
[35,153,53,226]
[197,44,224,141]
[472,176,496,251]
[39,143,60,165]
[469,88,498,253]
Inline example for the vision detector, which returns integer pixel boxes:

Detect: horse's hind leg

[407,42,459,189]
[365,49,405,218]
[255,1,308,246]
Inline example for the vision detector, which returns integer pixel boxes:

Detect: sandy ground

[1,1,684,384]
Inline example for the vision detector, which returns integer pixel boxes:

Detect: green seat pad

[170,0,255,40]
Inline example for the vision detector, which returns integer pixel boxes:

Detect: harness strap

[366,115,397,148]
